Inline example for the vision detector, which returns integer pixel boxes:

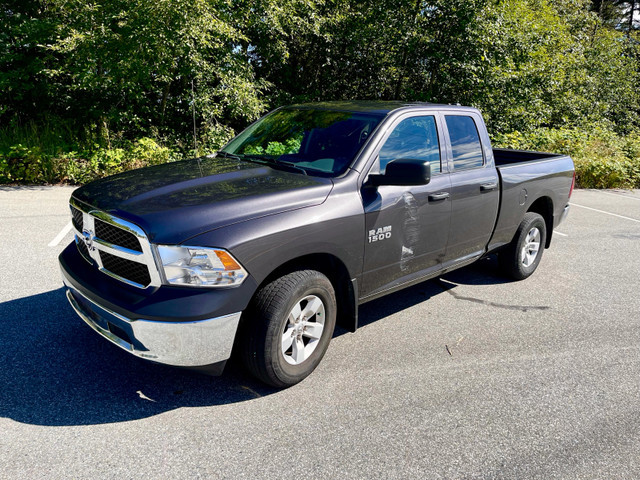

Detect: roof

[285,100,468,116]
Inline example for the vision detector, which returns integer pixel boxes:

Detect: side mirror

[368,159,431,187]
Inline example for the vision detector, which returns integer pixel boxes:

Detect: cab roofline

[282,100,477,116]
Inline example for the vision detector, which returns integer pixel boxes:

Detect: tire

[240,270,337,387]
[498,212,547,280]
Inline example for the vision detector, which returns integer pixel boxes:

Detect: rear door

[360,113,452,298]
[441,112,500,264]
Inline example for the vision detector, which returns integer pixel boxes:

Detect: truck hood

[72,156,334,244]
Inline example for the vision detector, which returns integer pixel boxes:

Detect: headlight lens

[157,245,248,287]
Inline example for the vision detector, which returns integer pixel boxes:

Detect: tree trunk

[160,80,172,123]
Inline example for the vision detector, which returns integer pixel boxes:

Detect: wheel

[240,270,337,387]
[498,212,547,280]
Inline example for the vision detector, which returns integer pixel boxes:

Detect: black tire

[498,212,547,280]
[240,270,337,387]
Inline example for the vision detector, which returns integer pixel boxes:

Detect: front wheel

[240,270,336,387]
[498,212,547,280]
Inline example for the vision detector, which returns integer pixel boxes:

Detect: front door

[361,114,452,298]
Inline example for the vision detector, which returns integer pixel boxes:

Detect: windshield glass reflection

[222,108,384,177]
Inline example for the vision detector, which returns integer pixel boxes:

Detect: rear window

[445,115,484,171]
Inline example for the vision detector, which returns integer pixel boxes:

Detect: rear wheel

[499,212,547,280]
[240,270,336,387]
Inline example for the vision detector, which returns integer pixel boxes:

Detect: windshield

[221,108,384,177]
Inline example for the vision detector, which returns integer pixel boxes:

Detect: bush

[2,119,639,189]
[0,144,69,184]
[0,134,180,185]
[492,125,640,189]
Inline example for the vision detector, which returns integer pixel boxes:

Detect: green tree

[42,0,267,148]
[0,0,58,122]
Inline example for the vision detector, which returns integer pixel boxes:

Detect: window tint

[378,116,441,174]
[445,115,484,170]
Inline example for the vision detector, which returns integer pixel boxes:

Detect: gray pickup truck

[59,101,574,386]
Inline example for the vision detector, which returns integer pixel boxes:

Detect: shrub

[492,125,640,189]
[0,135,180,185]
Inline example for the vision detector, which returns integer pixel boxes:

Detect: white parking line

[553,231,568,237]
[597,191,640,202]
[570,203,640,224]
[48,221,73,247]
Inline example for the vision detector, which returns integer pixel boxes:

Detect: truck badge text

[368,226,392,243]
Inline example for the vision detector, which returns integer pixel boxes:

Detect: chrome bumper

[64,283,241,368]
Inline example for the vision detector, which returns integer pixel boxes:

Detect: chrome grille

[69,199,161,289]
[76,236,93,264]
[100,251,151,286]
[94,218,143,252]
[71,206,83,232]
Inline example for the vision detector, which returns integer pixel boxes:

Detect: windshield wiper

[215,150,242,161]
[241,154,308,176]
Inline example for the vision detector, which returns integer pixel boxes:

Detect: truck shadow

[0,288,281,426]
[350,255,510,331]
[0,259,507,427]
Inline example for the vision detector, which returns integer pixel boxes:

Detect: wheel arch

[251,253,358,333]
[527,196,553,248]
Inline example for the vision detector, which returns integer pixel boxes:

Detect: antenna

[191,79,198,157]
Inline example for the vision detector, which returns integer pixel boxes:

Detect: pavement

[0,186,639,479]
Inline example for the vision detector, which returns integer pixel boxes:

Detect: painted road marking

[553,231,568,237]
[48,221,73,247]
[570,203,640,224]
[597,191,640,202]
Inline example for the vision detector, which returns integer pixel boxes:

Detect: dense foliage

[1,0,639,186]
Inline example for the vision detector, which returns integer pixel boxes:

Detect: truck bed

[493,148,564,167]
[488,148,575,253]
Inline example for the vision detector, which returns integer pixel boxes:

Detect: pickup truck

[59,101,575,387]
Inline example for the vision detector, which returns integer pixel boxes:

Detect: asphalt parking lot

[0,186,639,479]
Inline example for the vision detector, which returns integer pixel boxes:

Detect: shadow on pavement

[0,259,508,426]
[349,255,511,331]
[0,288,279,427]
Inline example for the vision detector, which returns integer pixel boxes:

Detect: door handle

[480,182,498,191]
[428,192,450,202]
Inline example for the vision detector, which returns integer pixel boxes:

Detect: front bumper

[64,281,241,369]
[59,242,254,372]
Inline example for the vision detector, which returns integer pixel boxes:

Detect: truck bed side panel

[489,155,574,251]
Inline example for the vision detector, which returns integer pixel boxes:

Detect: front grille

[94,218,142,252]
[100,251,151,286]
[70,200,159,289]
[71,206,83,232]
[76,237,92,263]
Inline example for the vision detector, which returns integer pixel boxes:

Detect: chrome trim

[64,283,242,367]
[93,237,145,260]
[92,237,144,258]
[98,267,147,289]
[69,198,161,288]
[91,209,149,238]
[558,204,570,226]
[74,234,94,264]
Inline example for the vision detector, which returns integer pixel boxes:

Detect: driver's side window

[378,116,441,174]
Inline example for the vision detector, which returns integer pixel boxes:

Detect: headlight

[156,245,248,287]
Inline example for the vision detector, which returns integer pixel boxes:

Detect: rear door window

[445,115,484,171]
